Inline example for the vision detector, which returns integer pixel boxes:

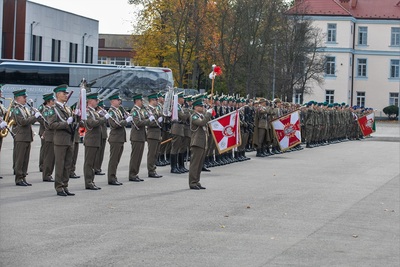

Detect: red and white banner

[357,112,375,136]
[271,110,301,151]
[208,110,241,153]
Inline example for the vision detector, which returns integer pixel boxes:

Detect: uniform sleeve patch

[14,108,20,115]
[192,115,199,120]
[109,111,114,116]
[49,109,54,116]
[132,111,137,117]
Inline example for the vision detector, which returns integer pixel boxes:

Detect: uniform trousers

[189,146,206,187]
[54,144,73,192]
[84,146,99,187]
[14,141,31,183]
[42,141,55,180]
[94,138,106,171]
[129,141,145,178]
[39,138,45,171]
[107,142,124,183]
[171,134,184,154]
[147,139,160,173]
[70,142,79,175]
[257,128,266,148]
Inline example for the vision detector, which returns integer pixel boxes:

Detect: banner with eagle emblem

[357,112,375,136]
[208,110,241,154]
[271,110,302,151]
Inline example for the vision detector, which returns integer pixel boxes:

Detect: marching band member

[40,93,56,182]
[48,85,76,196]
[94,99,108,176]
[146,93,163,178]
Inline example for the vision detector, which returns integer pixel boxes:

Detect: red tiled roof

[288,0,400,19]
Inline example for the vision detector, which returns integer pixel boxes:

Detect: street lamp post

[12,0,17,59]
[82,33,87,63]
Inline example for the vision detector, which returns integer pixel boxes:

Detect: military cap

[43,93,54,101]
[192,99,204,107]
[328,104,333,108]
[86,92,99,100]
[132,93,143,101]
[177,91,184,98]
[53,84,69,93]
[13,89,27,97]
[341,102,346,106]
[98,100,104,107]
[184,95,193,102]
[323,102,328,106]
[273,98,281,103]
[259,98,267,103]
[148,93,158,100]
[108,93,121,101]
[158,91,166,98]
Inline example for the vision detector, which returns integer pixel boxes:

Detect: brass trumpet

[0,97,15,138]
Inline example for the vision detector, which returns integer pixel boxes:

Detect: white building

[1,0,98,63]
[290,0,400,114]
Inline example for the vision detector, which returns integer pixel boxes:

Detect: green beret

[108,93,121,101]
[87,92,99,100]
[132,94,143,101]
[148,93,158,100]
[192,99,204,107]
[341,102,346,106]
[323,102,328,106]
[43,93,54,101]
[13,89,27,97]
[328,104,333,108]
[53,84,69,93]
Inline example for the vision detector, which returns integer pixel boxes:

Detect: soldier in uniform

[41,93,56,182]
[128,94,150,182]
[107,93,131,185]
[93,100,107,175]
[47,85,76,196]
[146,93,164,178]
[11,89,40,186]
[37,100,46,173]
[170,92,189,174]
[69,102,81,179]
[83,93,108,190]
[188,98,213,190]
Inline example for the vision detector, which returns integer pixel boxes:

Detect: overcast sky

[29,0,138,34]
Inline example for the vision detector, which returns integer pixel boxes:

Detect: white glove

[35,112,42,118]
[67,117,73,124]
[125,116,133,123]
[149,115,155,121]
[206,108,213,114]
[158,117,163,123]
[0,121,7,129]
[104,113,110,119]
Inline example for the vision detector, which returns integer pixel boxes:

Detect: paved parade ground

[0,122,399,267]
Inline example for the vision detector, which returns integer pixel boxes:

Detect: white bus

[0,60,174,109]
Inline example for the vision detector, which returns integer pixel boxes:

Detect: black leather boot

[170,154,182,174]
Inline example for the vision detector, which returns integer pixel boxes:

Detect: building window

[85,46,93,64]
[293,93,302,104]
[98,57,107,64]
[51,39,61,62]
[32,35,42,61]
[358,26,368,45]
[110,57,131,66]
[69,43,78,63]
[327,23,337,43]
[357,58,367,77]
[325,90,334,104]
[356,92,365,107]
[325,56,335,75]
[390,59,399,78]
[391,27,400,46]
[389,93,399,107]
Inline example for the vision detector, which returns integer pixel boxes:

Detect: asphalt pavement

[0,121,399,267]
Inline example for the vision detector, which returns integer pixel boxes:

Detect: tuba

[0,98,15,138]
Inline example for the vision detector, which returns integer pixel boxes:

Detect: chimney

[351,0,358,8]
